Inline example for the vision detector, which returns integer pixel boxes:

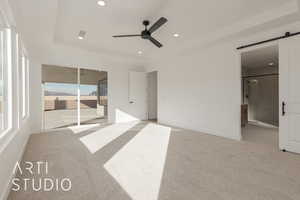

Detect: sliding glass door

[79,69,107,125]
[43,66,78,129]
[42,65,108,129]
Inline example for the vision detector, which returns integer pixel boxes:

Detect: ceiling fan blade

[113,34,141,38]
[148,17,168,33]
[149,37,163,48]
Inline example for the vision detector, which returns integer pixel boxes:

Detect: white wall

[151,44,241,140]
[148,21,300,141]
[28,43,147,132]
[0,0,32,199]
[0,121,31,200]
[1,1,148,197]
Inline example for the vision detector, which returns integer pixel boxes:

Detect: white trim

[21,56,26,118]
[77,67,81,126]
[41,82,45,130]
[0,29,4,132]
[5,28,12,131]
[26,59,30,118]
[158,119,242,141]
[15,33,19,129]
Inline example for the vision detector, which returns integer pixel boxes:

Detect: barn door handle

[282,101,286,116]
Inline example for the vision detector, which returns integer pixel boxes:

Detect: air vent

[78,30,86,40]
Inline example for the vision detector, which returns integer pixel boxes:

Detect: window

[0,12,30,138]
[0,28,12,135]
[21,55,26,118]
[0,30,4,131]
[26,58,29,118]
[19,48,29,119]
[18,34,30,121]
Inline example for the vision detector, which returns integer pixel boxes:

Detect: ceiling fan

[113,17,168,48]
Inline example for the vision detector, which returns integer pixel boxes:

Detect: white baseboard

[158,119,241,141]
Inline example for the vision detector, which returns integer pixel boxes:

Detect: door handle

[282,101,286,116]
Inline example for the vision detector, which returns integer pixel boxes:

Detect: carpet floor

[8,121,300,200]
[242,122,279,150]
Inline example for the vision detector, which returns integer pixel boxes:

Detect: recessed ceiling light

[173,33,180,37]
[78,30,86,40]
[138,51,143,55]
[97,0,106,6]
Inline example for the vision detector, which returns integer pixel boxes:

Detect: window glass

[80,69,108,125]
[21,56,26,118]
[26,58,29,117]
[0,20,30,135]
[43,65,78,129]
[0,31,3,131]
[0,28,12,134]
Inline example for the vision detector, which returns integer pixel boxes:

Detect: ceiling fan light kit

[113,17,168,48]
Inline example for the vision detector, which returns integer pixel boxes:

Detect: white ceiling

[242,45,278,69]
[8,0,300,62]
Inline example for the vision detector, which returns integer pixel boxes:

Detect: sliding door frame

[77,67,81,126]
[42,66,108,130]
[237,40,279,142]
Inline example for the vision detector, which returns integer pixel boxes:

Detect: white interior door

[279,36,300,153]
[129,71,147,120]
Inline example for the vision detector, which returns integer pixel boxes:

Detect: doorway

[240,45,279,149]
[42,65,108,130]
[147,71,158,121]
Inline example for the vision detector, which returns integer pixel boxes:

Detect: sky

[45,82,97,96]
